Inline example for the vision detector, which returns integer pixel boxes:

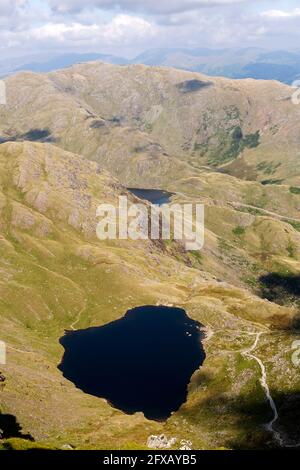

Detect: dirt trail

[231,202,300,224]
[70,305,86,331]
[242,332,300,448]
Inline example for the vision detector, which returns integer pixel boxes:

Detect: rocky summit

[1,62,300,186]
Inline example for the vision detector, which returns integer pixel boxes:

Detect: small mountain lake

[127,188,174,206]
[58,306,205,421]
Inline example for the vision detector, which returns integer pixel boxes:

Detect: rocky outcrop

[147,434,177,449]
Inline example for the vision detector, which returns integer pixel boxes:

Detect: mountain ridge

[4,48,300,84]
[1,61,300,185]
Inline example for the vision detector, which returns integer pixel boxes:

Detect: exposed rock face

[179,440,193,450]
[0,141,124,238]
[61,444,74,450]
[146,435,193,450]
[147,434,177,449]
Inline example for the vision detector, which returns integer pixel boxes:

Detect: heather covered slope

[1,62,300,185]
[0,142,299,450]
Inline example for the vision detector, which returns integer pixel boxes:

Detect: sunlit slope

[1,62,300,291]
[0,142,299,450]
[169,170,300,292]
[1,62,300,184]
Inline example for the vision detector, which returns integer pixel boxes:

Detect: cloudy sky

[1,0,300,60]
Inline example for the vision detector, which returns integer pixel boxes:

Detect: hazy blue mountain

[236,63,300,83]
[133,48,300,84]
[3,48,300,84]
[13,52,129,73]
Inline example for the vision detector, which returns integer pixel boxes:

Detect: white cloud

[0,1,299,59]
[1,14,155,48]
[261,8,300,19]
[48,0,249,16]
[0,0,27,16]
[32,22,99,42]
[102,14,155,43]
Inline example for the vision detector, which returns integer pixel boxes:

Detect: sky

[1,0,300,60]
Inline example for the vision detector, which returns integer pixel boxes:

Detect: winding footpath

[6,304,87,360]
[230,202,300,225]
[242,332,300,448]
[70,305,86,331]
[5,308,300,448]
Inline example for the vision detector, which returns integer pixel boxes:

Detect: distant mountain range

[0,52,128,78]
[132,48,300,84]
[3,48,300,84]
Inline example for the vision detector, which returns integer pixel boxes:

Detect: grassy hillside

[0,62,300,451]
[1,62,300,293]
[0,62,300,185]
[0,142,299,450]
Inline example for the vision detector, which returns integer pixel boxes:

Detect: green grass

[0,438,56,451]
[261,179,284,186]
[243,276,258,288]
[256,161,281,176]
[289,186,300,195]
[218,238,233,253]
[195,126,260,166]
[236,207,265,216]
[224,105,240,121]
[285,220,300,232]
[189,250,203,266]
[287,241,296,258]
[233,226,246,237]
[1,141,299,451]
[242,131,260,149]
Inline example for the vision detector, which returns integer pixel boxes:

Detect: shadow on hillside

[259,273,300,306]
[0,414,34,440]
[176,79,213,93]
[181,389,300,449]
[0,128,56,144]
